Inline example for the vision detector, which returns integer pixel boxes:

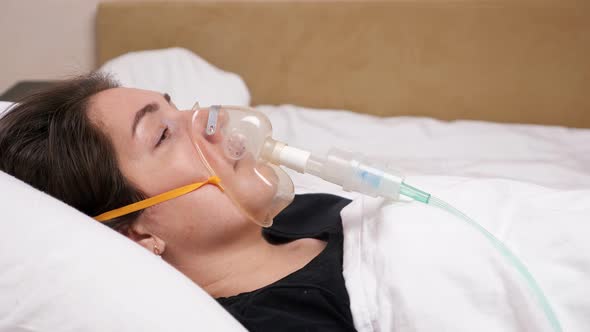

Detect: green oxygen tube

[401,182,562,332]
[267,144,562,332]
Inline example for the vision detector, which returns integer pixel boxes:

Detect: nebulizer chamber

[263,143,405,199]
[195,105,561,332]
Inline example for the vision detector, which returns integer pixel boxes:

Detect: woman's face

[88,87,276,255]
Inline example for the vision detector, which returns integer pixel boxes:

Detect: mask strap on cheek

[94,176,223,222]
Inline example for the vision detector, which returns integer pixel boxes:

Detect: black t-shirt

[216,193,357,332]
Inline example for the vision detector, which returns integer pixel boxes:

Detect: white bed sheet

[255,104,590,193]
[255,104,590,331]
[341,176,590,332]
[3,95,589,332]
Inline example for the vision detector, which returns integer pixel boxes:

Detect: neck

[166,223,294,298]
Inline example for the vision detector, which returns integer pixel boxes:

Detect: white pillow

[99,47,251,109]
[0,101,12,116]
[0,170,245,332]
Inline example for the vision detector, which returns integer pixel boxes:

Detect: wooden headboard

[97,1,590,128]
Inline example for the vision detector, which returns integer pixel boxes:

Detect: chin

[229,173,276,220]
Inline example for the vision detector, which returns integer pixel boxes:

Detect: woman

[0,73,356,331]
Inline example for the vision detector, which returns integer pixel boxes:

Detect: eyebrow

[131,93,172,137]
[132,103,159,137]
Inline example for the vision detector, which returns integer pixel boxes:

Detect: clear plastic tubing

[405,183,562,332]
[271,145,562,332]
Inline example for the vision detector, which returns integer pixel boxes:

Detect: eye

[155,127,169,147]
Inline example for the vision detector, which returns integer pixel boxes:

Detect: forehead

[88,87,161,126]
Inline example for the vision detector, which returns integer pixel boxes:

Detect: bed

[96,0,590,128]
[1,1,589,332]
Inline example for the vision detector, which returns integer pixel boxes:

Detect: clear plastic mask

[190,104,294,227]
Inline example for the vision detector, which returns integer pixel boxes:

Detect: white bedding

[341,176,590,332]
[255,104,590,331]
[3,60,589,331]
[256,104,590,192]
[0,101,12,115]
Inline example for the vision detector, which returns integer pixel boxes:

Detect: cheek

[191,138,281,222]
[228,159,278,220]
[237,162,277,198]
[146,186,248,249]
[165,141,212,179]
[132,145,213,196]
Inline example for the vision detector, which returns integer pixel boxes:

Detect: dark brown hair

[0,73,145,232]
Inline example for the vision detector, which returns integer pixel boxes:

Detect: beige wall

[0,0,306,93]
[0,0,102,93]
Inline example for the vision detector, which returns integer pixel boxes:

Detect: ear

[126,221,166,256]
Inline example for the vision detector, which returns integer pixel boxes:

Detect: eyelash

[156,127,169,147]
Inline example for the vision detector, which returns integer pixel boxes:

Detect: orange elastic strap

[94,176,223,222]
